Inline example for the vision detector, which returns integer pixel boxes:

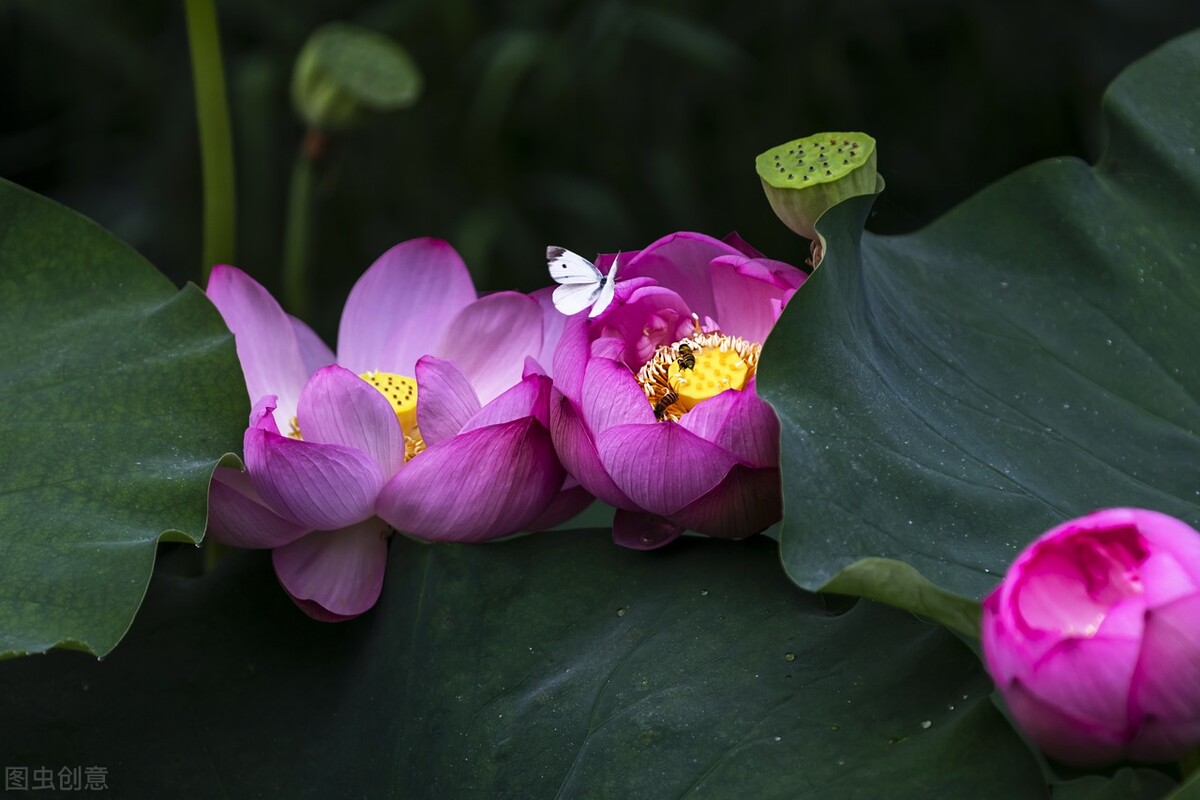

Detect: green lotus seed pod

[292,23,422,132]
[756,132,879,240]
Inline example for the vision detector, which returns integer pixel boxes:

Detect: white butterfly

[547,246,619,318]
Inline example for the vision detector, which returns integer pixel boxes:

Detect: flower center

[360,370,426,462]
[360,371,418,430]
[636,329,762,422]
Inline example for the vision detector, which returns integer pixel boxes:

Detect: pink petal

[531,287,567,381]
[549,390,636,509]
[721,231,766,258]
[1127,717,1200,764]
[245,397,383,529]
[619,232,743,323]
[206,265,309,426]
[1130,591,1200,729]
[297,365,406,478]
[289,314,335,376]
[272,518,389,620]
[590,336,625,361]
[1003,678,1126,767]
[206,467,310,549]
[675,386,740,439]
[709,255,806,344]
[376,418,563,542]
[608,275,660,305]
[522,355,548,379]
[593,282,693,367]
[613,509,683,550]
[596,250,634,273]
[596,421,738,517]
[1132,508,1200,589]
[678,388,780,468]
[581,356,657,434]
[249,394,280,431]
[982,588,1068,688]
[285,598,362,623]
[461,372,551,434]
[755,258,806,289]
[1025,633,1142,730]
[552,314,591,402]
[415,356,481,446]
[337,238,477,376]
[435,291,543,404]
[1093,593,1147,640]
[1003,515,1148,641]
[1139,549,1199,607]
[668,465,781,538]
[525,477,595,531]
[982,595,1035,689]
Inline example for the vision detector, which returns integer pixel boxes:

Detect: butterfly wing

[547,246,602,285]
[588,257,621,318]
[553,283,602,315]
[587,280,616,318]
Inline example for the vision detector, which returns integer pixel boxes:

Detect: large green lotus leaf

[0,533,1093,798]
[1165,768,1200,800]
[0,178,246,657]
[1052,770,1179,800]
[758,31,1200,635]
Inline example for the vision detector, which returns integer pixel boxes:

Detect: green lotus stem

[203,541,226,573]
[184,0,237,280]
[282,131,323,317]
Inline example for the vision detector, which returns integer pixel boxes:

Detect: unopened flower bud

[982,508,1200,766]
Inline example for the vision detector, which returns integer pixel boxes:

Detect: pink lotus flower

[982,508,1200,766]
[205,238,585,620]
[550,232,806,549]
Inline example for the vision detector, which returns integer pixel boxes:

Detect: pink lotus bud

[982,508,1200,766]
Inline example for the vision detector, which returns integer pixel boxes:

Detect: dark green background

[3,0,1198,342]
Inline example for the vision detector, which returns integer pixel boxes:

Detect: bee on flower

[547,232,806,549]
